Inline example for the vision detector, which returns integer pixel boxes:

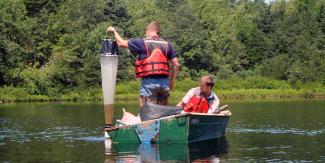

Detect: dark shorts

[140,77,169,105]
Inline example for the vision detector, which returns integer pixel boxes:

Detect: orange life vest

[135,38,170,78]
[183,96,210,113]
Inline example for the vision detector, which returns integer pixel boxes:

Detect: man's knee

[157,90,169,105]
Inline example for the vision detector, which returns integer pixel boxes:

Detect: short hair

[147,21,160,35]
[200,75,215,88]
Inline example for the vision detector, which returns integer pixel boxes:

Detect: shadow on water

[104,137,229,162]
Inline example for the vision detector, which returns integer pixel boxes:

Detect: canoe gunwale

[106,112,231,132]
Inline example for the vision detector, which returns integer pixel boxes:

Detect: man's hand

[106,26,115,33]
[176,101,184,107]
[105,26,128,48]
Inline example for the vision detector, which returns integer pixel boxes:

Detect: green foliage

[0,86,50,102]
[214,76,291,90]
[1,78,324,102]
[1,0,325,101]
[115,80,140,95]
[259,54,289,80]
[20,65,49,95]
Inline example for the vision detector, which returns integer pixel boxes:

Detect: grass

[1,77,325,103]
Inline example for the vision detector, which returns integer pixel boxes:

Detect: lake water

[1,99,325,162]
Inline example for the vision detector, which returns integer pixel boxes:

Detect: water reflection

[104,137,229,162]
[1,100,325,162]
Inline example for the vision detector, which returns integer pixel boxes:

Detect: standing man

[107,22,180,107]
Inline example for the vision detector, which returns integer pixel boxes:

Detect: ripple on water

[229,127,325,136]
[265,145,292,150]
[75,136,104,142]
[0,118,104,144]
[272,151,287,155]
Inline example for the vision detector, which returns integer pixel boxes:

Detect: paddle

[215,105,229,114]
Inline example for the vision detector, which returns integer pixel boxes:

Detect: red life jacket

[183,96,210,113]
[135,38,170,78]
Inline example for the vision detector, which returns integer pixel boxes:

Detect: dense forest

[1,0,325,99]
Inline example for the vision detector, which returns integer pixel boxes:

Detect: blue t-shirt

[128,38,177,60]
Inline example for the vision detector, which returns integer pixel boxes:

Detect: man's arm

[106,26,128,48]
[207,96,220,114]
[176,88,194,107]
[169,57,180,91]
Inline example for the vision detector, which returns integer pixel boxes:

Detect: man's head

[146,21,160,37]
[199,75,215,96]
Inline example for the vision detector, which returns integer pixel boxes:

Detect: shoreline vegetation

[2,0,325,105]
[1,77,324,103]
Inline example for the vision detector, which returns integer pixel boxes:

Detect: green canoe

[106,112,231,144]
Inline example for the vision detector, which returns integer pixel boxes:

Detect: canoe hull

[107,113,230,144]
[188,115,229,143]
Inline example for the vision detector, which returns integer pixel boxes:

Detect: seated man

[177,75,220,114]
